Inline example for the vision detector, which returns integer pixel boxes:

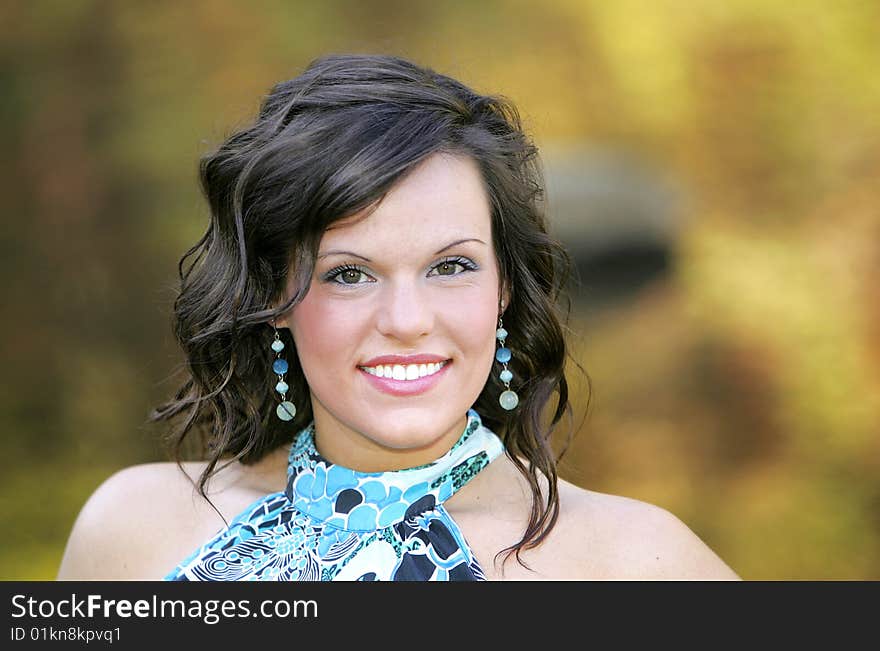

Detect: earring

[272,319,296,421]
[495,310,519,410]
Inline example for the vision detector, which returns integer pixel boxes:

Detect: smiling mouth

[358,360,451,381]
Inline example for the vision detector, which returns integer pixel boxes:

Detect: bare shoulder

[555,479,741,580]
[449,454,740,581]
[56,460,261,581]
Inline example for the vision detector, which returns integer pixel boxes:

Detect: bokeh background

[2,0,878,580]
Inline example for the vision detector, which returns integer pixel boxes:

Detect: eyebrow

[317,238,487,261]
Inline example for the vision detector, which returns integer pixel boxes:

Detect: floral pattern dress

[164,409,504,581]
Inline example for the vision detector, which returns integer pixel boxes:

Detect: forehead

[321,152,492,247]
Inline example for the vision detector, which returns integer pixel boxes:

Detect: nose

[375,279,434,343]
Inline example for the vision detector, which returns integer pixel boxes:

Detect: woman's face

[278,152,505,471]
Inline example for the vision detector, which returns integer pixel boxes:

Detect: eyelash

[322,256,479,287]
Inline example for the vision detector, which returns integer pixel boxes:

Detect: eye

[323,264,373,286]
[434,261,459,276]
[428,256,478,277]
[338,269,366,284]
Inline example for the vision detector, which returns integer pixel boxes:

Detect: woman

[57,54,739,581]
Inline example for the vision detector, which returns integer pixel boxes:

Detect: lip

[360,353,450,366]
[357,360,452,397]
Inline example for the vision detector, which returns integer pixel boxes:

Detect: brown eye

[428,257,476,278]
[437,262,456,276]
[341,269,362,284]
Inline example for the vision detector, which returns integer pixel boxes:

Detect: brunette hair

[150,53,589,569]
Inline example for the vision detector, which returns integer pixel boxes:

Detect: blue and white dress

[164,409,504,581]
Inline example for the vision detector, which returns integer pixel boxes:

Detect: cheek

[458,298,498,349]
[289,289,359,363]
[434,285,500,365]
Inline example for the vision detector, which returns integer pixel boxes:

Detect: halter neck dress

[164,409,504,581]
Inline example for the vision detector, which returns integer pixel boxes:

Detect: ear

[499,283,511,316]
[271,304,291,331]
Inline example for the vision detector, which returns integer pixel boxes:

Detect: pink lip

[358,360,452,397]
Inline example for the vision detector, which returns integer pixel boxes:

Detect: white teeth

[361,360,448,381]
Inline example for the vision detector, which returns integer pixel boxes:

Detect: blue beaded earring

[495,308,519,410]
[271,319,296,421]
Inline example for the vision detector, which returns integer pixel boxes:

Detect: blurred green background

[2,0,878,580]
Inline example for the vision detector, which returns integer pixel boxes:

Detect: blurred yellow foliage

[2,0,877,579]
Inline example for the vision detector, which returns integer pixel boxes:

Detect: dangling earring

[495,306,519,410]
[272,319,296,421]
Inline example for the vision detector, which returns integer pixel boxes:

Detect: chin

[366,423,447,451]
[362,411,460,450]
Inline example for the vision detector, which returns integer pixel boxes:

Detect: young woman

[57,53,739,581]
